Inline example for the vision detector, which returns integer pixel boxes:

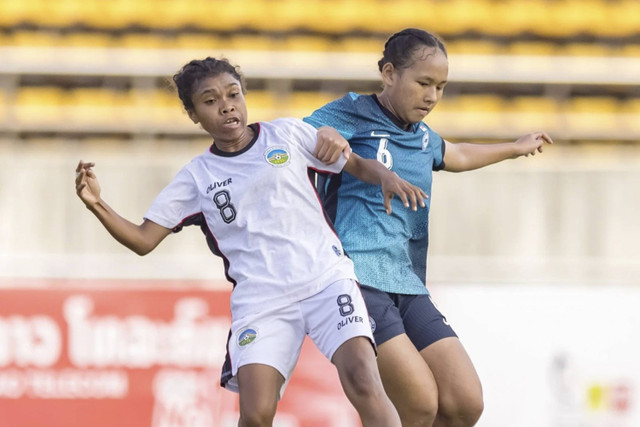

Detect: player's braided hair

[173,57,246,111]
[378,28,447,72]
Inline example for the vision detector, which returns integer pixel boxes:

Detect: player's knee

[239,411,276,427]
[438,391,484,427]
[461,393,484,426]
[342,362,381,397]
[397,392,438,427]
[239,401,278,427]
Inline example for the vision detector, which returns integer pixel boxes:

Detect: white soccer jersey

[144,118,357,319]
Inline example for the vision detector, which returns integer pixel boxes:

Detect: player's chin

[412,109,430,122]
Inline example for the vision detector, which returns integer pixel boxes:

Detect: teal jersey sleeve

[303,92,360,140]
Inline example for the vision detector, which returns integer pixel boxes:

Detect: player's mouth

[221,117,241,128]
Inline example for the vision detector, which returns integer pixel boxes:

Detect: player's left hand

[514,131,554,157]
[314,126,352,164]
[380,172,428,215]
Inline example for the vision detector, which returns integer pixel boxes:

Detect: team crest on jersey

[238,327,258,347]
[264,146,290,167]
[421,130,430,151]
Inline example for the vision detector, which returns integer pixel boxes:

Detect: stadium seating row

[2,30,640,57]
[1,87,638,141]
[0,0,638,39]
[6,86,640,113]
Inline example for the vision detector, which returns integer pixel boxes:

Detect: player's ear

[187,109,199,124]
[380,62,396,86]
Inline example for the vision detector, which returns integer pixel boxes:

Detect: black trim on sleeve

[436,138,446,171]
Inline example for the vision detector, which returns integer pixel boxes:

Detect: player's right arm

[75,160,171,255]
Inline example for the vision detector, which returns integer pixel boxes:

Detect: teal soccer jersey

[304,93,445,295]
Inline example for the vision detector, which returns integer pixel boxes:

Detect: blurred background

[0,1,639,426]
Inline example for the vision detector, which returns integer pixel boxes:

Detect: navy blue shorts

[361,284,457,350]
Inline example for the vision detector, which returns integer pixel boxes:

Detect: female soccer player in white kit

[75,57,428,426]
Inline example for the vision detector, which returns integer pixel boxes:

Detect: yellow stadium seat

[427,0,483,36]
[619,98,640,136]
[433,94,507,136]
[564,96,621,138]
[622,98,640,114]
[505,96,562,135]
[546,1,606,38]
[368,0,422,35]
[122,89,183,127]
[244,0,306,32]
[336,36,385,54]
[279,35,333,52]
[174,33,225,50]
[454,94,506,112]
[568,97,619,114]
[227,35,276,51]
[188,0,249,31]
[15,86,67,126]
[246,90,278,122]
[0,88,6,120]
[41,0,87,27]
[66,88,125,127]
[511,96,559,114]
[288,91,338,117]
[491,0,549,36]
[0,0,28,26]
[61,32,115,48]
[6,30,62,47]
[610,0,640,38]
[117,33,172,49]
[621,44,640,58]
[447,39,504,55]
[507,41,557,56]
[561,42,616,57]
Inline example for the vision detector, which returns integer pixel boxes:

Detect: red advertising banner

[0,279,359,427]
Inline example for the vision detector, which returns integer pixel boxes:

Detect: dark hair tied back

[378,28,447,72]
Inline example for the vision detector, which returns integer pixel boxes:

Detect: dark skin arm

[75,160,171,255]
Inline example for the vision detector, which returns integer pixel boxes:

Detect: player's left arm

[443,131,553,172]
[343,153,427,214]
[314,126,352,164]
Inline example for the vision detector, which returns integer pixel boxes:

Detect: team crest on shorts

[238,327,258,347]
[264,146,290,167]
[369,316,377,333]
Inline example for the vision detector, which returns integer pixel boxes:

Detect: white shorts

[220,278,374,396]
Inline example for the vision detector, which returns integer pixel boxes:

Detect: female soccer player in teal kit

[305,28,553,427]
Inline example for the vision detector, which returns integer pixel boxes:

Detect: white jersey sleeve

[274,118,348,174]
[143,167,200,230]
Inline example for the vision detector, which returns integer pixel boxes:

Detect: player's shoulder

[339,92,372,108]
[418,121,442,139]
[262,117,309,131]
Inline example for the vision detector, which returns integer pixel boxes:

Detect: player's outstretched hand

[380,172,428,215]
[314,126,352,164]
[75,160,101,208]
[514,131,554,157]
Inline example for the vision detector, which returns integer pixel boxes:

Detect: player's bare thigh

[236,363,284,424]
[420,337,483,423]
[376,334,438,418]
